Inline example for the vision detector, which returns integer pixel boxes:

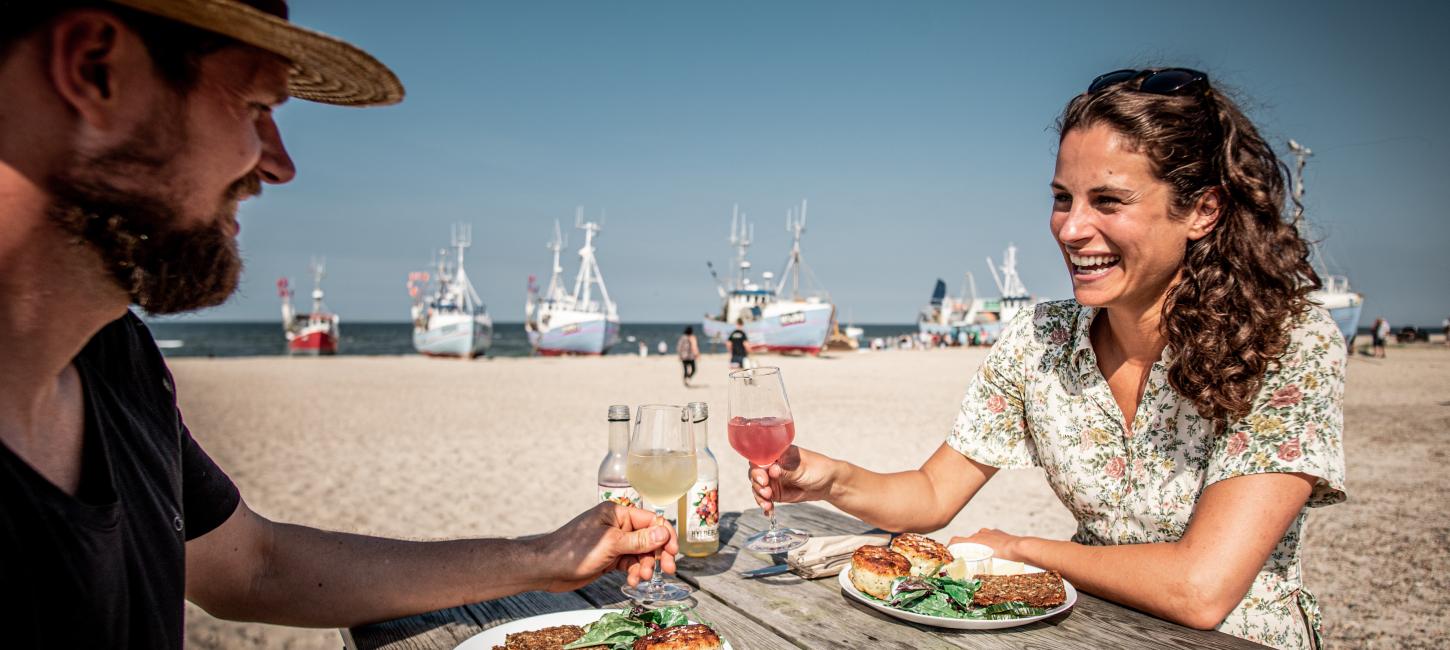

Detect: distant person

[0,4,674,647]
[1442,316,1449,346]
[1373,317,1390,358]
[728,319,749,369]
[750,68,1346,649]
[657,340,667,355]
[676,326,700,386]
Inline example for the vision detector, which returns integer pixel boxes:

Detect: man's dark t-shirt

[0,312,241,648]
[728,329,748,358]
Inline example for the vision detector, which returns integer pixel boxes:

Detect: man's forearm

[244,522,545,628]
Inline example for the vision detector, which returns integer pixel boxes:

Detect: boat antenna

[1288,139,1312,228]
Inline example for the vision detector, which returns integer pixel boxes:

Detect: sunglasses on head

[1088,68,1209,95]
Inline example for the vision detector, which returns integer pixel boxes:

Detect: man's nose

[256,115,296,185]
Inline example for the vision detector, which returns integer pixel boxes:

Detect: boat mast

[987,244,1028,299]
[778,199,809,299]
[309,257,326,315]
[451,222,483,311]
[544,219,566,302]
[730,204,753,290]
[572,209,615,315]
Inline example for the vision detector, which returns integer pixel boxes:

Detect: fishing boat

[916,244,1034,344]
[702,201,835,355]
[524,211,621,355]
[277,259,339,355]
[408,223,493,358]
[1290,140,1365,343]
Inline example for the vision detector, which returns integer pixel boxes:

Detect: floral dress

[947,300,1346,649]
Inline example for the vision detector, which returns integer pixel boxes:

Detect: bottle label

[597,485,641,509]
[684,480,719,542]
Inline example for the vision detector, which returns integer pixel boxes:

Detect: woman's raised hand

[748,445,838,516]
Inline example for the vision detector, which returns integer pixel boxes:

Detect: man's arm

[185,500,674,627]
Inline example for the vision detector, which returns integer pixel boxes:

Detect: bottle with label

[678,401,720,557]
[597,405,641,508]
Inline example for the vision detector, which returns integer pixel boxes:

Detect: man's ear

[1186,188,1222,241]
[47,10,145,131]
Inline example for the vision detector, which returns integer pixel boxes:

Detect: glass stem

[650,507,667,589]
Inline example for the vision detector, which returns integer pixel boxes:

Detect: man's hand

[535,502,677,592]
[748,445,837,516]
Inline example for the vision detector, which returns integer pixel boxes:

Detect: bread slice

[849,545,912,599]
[889,533,953,578]
[492,624,589,650]
[970,570,1067,608]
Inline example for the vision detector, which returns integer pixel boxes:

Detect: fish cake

[491,624,589,650]
[632,623,722,650]
[889,533,953,578]
[849,544,912,599]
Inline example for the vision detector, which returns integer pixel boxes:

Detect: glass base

[621,578,693,603]
[744,527,809,553]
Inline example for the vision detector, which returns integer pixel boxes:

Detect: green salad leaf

[870,576,1050,621]
[561,605,704,650]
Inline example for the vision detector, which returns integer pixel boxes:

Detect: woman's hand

[950,528,1028,562]
[748,445,838,516]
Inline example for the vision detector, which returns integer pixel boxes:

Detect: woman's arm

[752,441,997,533]
[957,471,1314,630]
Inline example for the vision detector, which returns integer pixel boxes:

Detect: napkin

[785,533,891,579]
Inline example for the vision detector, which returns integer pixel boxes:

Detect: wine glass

[727,366,809,553]
[621,404,697,603]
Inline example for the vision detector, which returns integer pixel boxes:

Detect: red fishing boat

[278,259,339,355]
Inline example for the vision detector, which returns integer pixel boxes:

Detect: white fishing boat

[917,244,1035,344]
[278,258,340,355]
[525,211,621,356]
[702,201,835,355]
[408,224,493,358]
[1290,140,1364,343]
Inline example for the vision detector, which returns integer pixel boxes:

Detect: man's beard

[44,104,257,315]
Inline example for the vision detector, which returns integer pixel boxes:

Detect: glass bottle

[678,401,720,557]
[597,404,640,508]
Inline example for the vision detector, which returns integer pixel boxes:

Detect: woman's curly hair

[1057,73,1321,426]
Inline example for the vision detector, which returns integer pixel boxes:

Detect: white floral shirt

[948,300,1346,649]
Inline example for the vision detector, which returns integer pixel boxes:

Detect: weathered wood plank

[344,604,491,650]
[576,571,800,650]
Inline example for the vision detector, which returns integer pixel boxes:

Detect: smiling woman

[746,67,1346,650]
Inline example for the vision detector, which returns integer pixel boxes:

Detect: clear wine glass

[620,404,697,603]
[727,367,809,553]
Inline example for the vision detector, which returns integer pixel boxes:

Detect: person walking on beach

[677,326,700,386]
[1372,316,1390,358]
[0,3,674,647]
[728,319,750,369]
[749,68,1345,649]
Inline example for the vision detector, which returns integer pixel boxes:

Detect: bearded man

[0,2,676,647]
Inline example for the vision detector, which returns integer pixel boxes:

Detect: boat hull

[528,312,620,355]
[414,313,493,358]
[288,329,337,355]
[703,302,834,355]
[1311,291,1364,344]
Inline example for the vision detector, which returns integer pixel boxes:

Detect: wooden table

[345,504,1265,649]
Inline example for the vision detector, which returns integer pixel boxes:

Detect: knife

[741,563,792,578]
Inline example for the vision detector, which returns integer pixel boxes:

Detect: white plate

[453,608,734,650]
[837,565,1077,630]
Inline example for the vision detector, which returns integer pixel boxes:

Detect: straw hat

[106,0,403,106]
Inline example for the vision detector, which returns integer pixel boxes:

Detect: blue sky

[176,0,1448,325]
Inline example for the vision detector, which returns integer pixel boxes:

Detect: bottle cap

[687,401,708,423]
[607,404,630,421]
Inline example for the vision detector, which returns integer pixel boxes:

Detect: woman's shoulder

[1285,304,1348,355]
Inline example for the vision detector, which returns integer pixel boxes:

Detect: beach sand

[170,344,1450,649]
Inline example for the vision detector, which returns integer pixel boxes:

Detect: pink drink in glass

[727,416,795,466]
